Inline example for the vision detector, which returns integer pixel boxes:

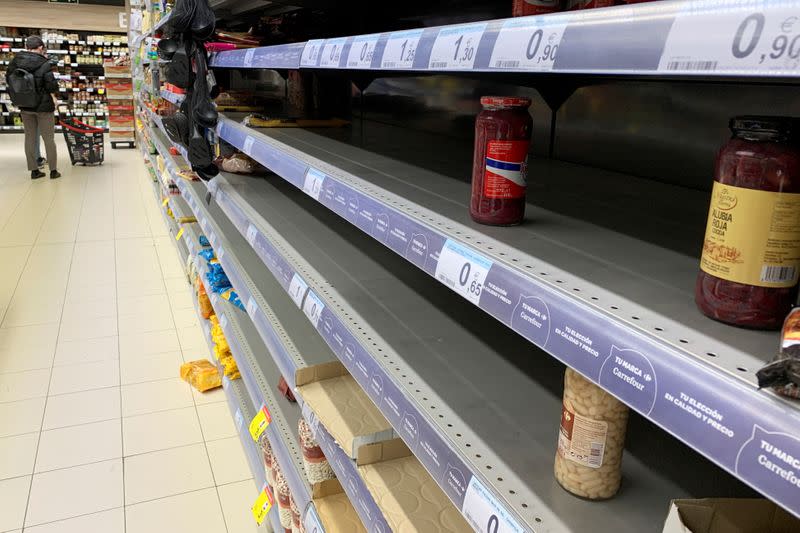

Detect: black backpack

[8,60,50,109]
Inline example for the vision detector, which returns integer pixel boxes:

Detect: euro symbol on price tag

[249,405,272,442]
[251,484,274,525]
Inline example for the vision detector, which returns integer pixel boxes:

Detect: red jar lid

[480,96,532,109]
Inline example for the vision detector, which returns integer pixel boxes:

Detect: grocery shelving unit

[134,0,800,531]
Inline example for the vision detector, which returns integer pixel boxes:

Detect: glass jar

[696,116,800,329]
[512,0,562,17]
[471,96,533,226]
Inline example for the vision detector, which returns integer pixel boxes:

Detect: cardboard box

[663,499,799,533]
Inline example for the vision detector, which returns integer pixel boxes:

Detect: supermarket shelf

[146,124,322,519]
[194,234,314,513]
[168,192,193,223]
[211,0,800,79]
[210,42,306,69]
[105,73,132,79]
[107,94,133,100]
[207,170,696,532]
[214,117,800,520]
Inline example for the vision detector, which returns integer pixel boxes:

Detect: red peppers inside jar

[695,116,800,329]
[471,96,533,226]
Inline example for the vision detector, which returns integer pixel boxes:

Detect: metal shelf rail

[212,117,800,521]
[210,0,800,78]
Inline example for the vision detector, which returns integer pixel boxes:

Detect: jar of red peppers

[471,96,533,226]
[696,116,800,329]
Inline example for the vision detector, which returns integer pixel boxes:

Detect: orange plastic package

[197,278,214,319]
[180,359,222,392]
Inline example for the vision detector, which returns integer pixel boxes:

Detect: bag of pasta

[180,359,222,392]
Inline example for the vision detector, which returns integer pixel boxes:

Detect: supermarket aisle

[0,135,256,533]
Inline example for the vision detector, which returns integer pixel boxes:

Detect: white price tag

[235,408,244,431]
[288,273,308,308]
[300,39,325,67]
[243,48,255,67]
[659,5,800,74]
[435,239,493,305]
[381,29,423,69]
[428,23,486,70]
[462,477,524,533]
[489,17,568,71]
[209,232,217,246]
[246,296,257,316]
[219,313,228,329]
[217,246,225,260]
[246,224,257,245]
[347,34,379,68]
[302,290,324,328]
[242,135,255,157]
[303,168,326,200]
[319,38,346,68]
[303,505,324,533]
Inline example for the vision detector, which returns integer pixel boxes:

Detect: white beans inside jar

[554,368,629,500]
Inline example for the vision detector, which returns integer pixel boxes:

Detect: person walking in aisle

[7,36,60,179]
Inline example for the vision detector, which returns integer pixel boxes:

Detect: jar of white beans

[554,368,629,500]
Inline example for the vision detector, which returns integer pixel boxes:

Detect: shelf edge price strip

[249,404,272,442]
[251,483,274,525]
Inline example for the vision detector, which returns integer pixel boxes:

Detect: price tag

[434,239,493,305]
[209,232,217,246]
[303,168,326,200]
[243,48,256,67]
[319,38,346,68]
[489,17,568,71]
[462,477,524,533]
[428,23,487,70]
[249,404,272,441]
[234,408,244,431]
[217,246,225,260]
[303,505,324,533]
[302,290,324,328]
[175,227,184,240]
[381,29,424,69]
[246,224,258,245]
[219,313,228,329]
[659,5,800,74]
[246,296,257,316]
[300,39,325,67]
[162,197,169,206]
[347,34,379,68]
[242,135,255,157]
[251,483,274,525]
[288,273,308,308]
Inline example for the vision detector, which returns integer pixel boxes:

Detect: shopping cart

[59,118,104,166]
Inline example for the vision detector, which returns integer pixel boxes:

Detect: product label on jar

[700,182,800,288]
[557,403,607,468]
[483,140,528,199]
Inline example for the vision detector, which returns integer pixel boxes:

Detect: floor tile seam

[20,176,88,529]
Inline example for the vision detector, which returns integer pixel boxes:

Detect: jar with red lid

[696,116,800,329]
[512,0,562,17]
[471,96,533,226]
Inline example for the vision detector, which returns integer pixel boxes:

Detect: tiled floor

[0,135,256,532]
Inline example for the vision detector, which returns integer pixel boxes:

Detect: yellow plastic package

[180,359,222,392]
[219,354,240,379]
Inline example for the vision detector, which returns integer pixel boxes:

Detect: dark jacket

[7,51,58,113]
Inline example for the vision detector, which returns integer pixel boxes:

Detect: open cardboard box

[298,373,470,532]
[663,499,800,533]
[312,478,366,533]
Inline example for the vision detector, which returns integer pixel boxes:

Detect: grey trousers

[20,111,57,172]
